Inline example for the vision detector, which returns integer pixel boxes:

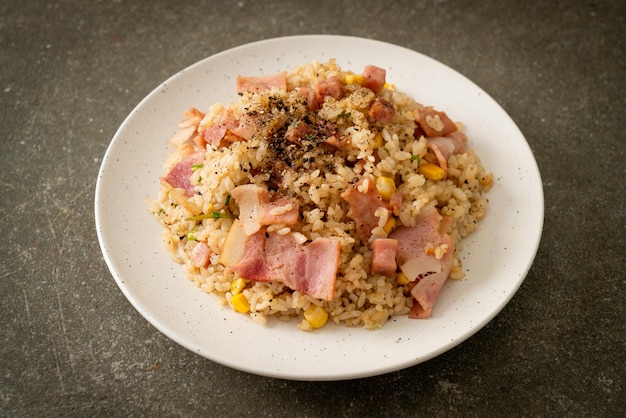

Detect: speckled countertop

[1,1,624,416]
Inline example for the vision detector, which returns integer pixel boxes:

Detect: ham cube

[371,238,398,277]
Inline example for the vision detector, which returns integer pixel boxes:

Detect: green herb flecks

[337,111,351,119]
[185,211,237,221]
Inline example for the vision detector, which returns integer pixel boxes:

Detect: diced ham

[389,201,454,318]
[284,120,314,143]
[230,184,299,236]
[340,176,390,241]
[294,77,344,111]
[414,106,458,137]
[368,97,395,124]
[316,76,344,101]
[282,117,341,146]
[189,241,211,268]
[362,65,386,93]
[323,135,350,148]
[236,72,287,93]
[227,229,340,301]
[316,117,338,139]
[296,86,320,111]
[371,238,398,276]
[161,150,204,196]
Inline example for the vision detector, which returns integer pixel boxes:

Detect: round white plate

[95,35,543,381]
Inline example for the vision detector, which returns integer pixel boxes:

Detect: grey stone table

[2,1,624,416]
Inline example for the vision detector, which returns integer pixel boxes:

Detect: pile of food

[148,59,492,330]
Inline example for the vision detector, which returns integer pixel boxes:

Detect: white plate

[95,35,543,381]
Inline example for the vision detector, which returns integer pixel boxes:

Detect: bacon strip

[226,230,269,282]
[230,184,300,236]
[161,150,204,196]
[389,201,454,318]
[407,234,453,318]
[341,176,396,241]
[227,230,340,301]
[200,112,238,147]
[236,72,287,93]
[426,131,468,175]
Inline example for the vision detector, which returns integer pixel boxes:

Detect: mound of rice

[148,59,492,330]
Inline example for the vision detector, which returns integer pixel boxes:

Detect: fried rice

[147,59,493,330]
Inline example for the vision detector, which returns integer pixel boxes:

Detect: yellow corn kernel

[418,163,446,181]
[397,272,410,285]
[345,73,364,85]
[375,176,396,200]
[373,132,384,148]
[304,305,328,329]
[230,278,247,295]
[383,216,396,234]
[231,293,250,313]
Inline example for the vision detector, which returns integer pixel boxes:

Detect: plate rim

[95,34,544,381]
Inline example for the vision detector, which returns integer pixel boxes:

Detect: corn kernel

[375,176,396,200]
[304,305,328,329]
[231,293,250,313]
[397,272,410,285]
[230,278,247,295]
[418,163,446,181]
[383,216,396,234]
[373,132,384,148]
[345,73,364,85]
